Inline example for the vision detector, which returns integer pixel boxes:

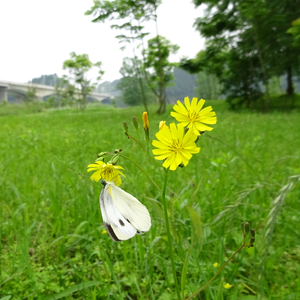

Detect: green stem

[185,242,246,300]
[162,168,181,300]
[126,134,147,153]
[126,133,161,168]
[120,154,161,193]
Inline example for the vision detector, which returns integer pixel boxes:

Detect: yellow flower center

[188,111,201,122]
[102,165,116,179]
[169,139,184,152]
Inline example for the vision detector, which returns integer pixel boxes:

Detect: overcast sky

[0,0,205,84]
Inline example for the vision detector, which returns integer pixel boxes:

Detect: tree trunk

[286,65,294,95]
[138,76,148,113]
[156,94,166,114]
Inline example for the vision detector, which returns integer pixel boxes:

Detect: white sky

[0,0,205,84]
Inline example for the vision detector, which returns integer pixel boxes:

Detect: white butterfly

[100,180,151,241]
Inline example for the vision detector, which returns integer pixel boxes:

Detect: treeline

[29,69,202,106]
[180,0,300,110]
[30,74,62,86]
[29,1,300,112]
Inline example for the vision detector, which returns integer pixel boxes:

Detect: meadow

[0,101,300,299]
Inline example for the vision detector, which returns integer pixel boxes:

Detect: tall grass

[0,102,300,299]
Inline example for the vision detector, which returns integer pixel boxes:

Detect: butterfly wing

[110,183,151,233]
[100,184,137,241]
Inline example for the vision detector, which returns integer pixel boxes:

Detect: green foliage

[1,103,300,298]
[46,96,58,108]
[85,0,162,113]
[25,86,37,102]
[268,76,283,95]
[195,71,222,100]
[116,57,155,106]
[86,0,183,114]
[1,99,8,106]
[63,52,104,110]
[287,17,300,45]
[183,0,300,110]
[143,36,179,113]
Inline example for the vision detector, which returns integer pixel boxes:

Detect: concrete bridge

[0,80,113,103]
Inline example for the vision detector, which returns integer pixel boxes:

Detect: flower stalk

[161,168,181,300]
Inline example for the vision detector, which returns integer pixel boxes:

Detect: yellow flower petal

[154,153,171,160]
[170,111,190,123]
[162,152,175,169]
[200,117,217,125]
[184,97,191,110]
[152,140,169,150]
[195,122,214,132]
[190,97,198,111]
[195,98,205,113]
[174,100,188,115]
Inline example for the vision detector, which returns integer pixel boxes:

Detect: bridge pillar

[0,86,8,102]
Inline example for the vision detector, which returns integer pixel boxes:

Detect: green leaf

[44,281,101,300]
[186,206,203,244]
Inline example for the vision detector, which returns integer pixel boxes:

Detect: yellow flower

[213,262,219,268]
[87,161,125,186]
[102,230,107,234]
[142,112,149,131]
[224,283,232,289]
[152,123,200,171]
[159,121,169,130]
[171,97,217,135]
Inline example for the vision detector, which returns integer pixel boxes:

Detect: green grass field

[1,101,300,299]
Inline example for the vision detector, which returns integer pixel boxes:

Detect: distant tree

[116,57,155,106]
[54,78,76,108]
[25,85,37,102]
[86,0,157,112]
[97,80,120,95]
[86,0,182,114]
[182,0,300,111]
[143,36,179,113]
[195,71,222,100]
[63,52,104,110]
[165,68,197,103]
[30,74,62,87]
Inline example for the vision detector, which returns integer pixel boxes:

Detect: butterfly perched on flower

[99,180,151,241]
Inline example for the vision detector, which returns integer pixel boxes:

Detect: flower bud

[133,116,139,131]
[114,149,122,154]
[97,152,105,158]
[159,121,166,130]
[241,222,245,234]
[95,157,104,162]
[159,121,169,130]
[251,229,255,237]
[123,122,128,134]
[142,112,149,142]
[249,237,255,246]
[110,155,119,165]
[142,112,149,131]
[245,222,250,234]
